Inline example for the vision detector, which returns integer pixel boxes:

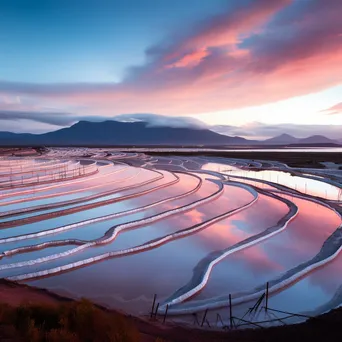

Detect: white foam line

[0,167,167,224]
[160,191,298,311]
[0,160,72,178]
[1,173,201,256]
[0,162,112,199]
[163,204,342,315]
[0,171,189,246]
[6,184,265,282]
[228,175,341,218]
[0,166,129,207]
[3,178,224,275]
[164,231,342,316]
[0,160,58,172]
[0,166,142,218]
[0,162,99,196]
[0,162,96,188]
[0,160,76,178]
[269,190,342,219]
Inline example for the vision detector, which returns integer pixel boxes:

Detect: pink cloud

[0,0,342,117]
[322,102,342,115]
[166,49,209,69]
[161,0,291,64]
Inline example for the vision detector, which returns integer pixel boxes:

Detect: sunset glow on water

[0,148,341,328]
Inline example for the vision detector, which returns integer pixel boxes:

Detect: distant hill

[263,134,339,145]
[0,120,250,146]
[211,124,341,146]
[0,132,37,145]
[297,135,338,144]
[0,120,340,147]
[263,134,299,144]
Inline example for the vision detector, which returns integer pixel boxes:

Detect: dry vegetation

[0,299,140,342]
[1,281,342,341]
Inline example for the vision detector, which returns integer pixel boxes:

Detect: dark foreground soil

[1,280,342,341]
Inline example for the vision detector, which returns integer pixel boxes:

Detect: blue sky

[0,0,227,82]
[0,0,341,137]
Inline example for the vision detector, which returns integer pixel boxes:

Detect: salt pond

[0,148,340,328]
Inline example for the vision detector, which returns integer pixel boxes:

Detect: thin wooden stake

[163,305,169,324]
[150,294,157,318]
[201,309,208,327]
[265,282,269,312]
[205,319,211,328]
[216,313,224,327]
[229,294,233,329]
[154,303,160,319]
[193,313,200,326]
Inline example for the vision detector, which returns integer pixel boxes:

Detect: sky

[0,0,341,138]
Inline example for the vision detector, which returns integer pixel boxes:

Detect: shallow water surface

[0,151,340,327]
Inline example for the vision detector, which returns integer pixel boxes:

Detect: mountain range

[262,133,341,145]
[0,121,250,146]
[0,120,340,146]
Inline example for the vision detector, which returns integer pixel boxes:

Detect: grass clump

[0,299,140,342]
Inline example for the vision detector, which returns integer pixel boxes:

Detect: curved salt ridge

[159,187,298,311]
[0,156,114,191]
[0,159,59,172]
[280,169,342,199]
[290,171,342,196]
[160,209,342,315]
[1,166,99,191]
[0,166,129,207]
[0,159,78,174]
[228,174,341,213]
[0,162,99,190]
[0,160,78,183]
[0,161,96,187]
[0,168,167,228]
[0,171,202,253]
[299,285,342,319]
[154,164,226,181]
[110,152,139,159]
[0,159,35,166]
[270,189,342,217]
[0,169,176,221]
[164,221,342,315]
[222,158,341,199]
[0,166,143,218]
[156,157,228,181]
[0,175,220,270]
[6,181,264,280]
[0,168,166,227]
[4,154,340,308]
[0,160,76,178]
[0,161,81,187]
[287,166,342,183]
[0,163,113,200]
[0,169,182,242]
[1,240,85,258]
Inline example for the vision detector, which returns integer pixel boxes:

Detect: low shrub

[0,299,140,342]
